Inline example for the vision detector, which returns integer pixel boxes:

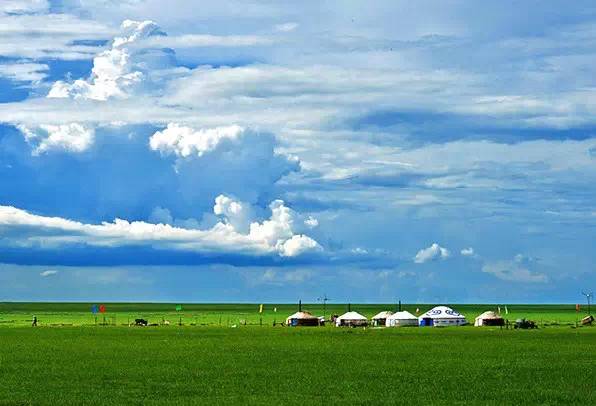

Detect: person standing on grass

[32,316,37,327]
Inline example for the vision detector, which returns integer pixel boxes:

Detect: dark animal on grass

[134,319,148,326]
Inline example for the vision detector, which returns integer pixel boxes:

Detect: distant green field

[0,303,593,405]
[0,302,587,327]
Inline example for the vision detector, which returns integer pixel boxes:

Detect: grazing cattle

[134,318,148,326]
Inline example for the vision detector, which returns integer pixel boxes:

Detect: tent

[285,311,320,326]
[418,306,467,327]
[371,311,393,326]
[335,311,368,327]
[474,311,504,327]
[385,311,418,327]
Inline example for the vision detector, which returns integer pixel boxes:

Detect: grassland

[0,302,585,327]
[0,303,594,405]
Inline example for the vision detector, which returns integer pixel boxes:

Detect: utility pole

[582,291,593,315]
[317,294,330,320]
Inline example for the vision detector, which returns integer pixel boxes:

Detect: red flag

[99,304,106,313]
[576,304,580,312]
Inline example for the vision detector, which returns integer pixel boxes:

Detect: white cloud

[482,259,548,283]
[461,247,475,256]
[351,247,369,255]
[274,22,298,32]
[148,123,300,207]
[278,234,320,257]
[248,200,317,251]
[48,20,167,100]
[18,123,95,155]
[149,124,245,158]
[213,194,254,234]
[39,270,58,277]
[0,62,48,82]
[304,216,318,228]
[0,0,48,15]
[0,195,320,258]
[414,243,450,264]
[0,14,113,60]
[140,34,273,48]
[253,268,313,285]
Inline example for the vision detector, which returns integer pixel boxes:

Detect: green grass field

[0,302,587,327]
[0,303,594,405]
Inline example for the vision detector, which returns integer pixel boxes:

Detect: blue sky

[0,0,595,303]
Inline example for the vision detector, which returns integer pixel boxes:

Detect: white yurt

[335,311,368,327]
[385,311,418,327]
[418,306,467,327]
[474,311,504,327]
[285,311,320,327]
[371,311,393,326]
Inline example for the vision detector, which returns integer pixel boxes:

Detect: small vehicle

[514,318,538,329]
[581,315,594,326]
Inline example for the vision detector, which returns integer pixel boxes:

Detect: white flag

[505,305,509,315]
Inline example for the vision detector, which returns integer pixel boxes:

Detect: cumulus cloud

[18,123,95,155]
[48,20,169,100]
[278,234,320,257]
[461,247,475,257]
[149,124,245,158]
[149,123,300,207]
[213,194,254,234]
[414,243,450,263]
[482,258,548,283]
[40,270,58,277]
[247,199,320,256]
[304,216,318,228]
[0,195,320,258]
[0,62,48,83]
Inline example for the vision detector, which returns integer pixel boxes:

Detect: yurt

[474,311,504,327]
[385,311,418,327]
[371,311,393,326]
[418,306,467,327]
[335,311,368,327]
[285,311,320,326]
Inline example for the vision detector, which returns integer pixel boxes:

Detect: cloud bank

[0,195,320,259]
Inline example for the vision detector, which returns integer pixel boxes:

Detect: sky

[0,0,595,304]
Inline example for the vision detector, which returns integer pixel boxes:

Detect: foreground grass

[0,326,594,405]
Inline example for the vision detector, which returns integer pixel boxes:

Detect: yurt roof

[387,311,417,320]
[372,311,393,319]
[419,306,465,319]
[337,311,367,320]
[475,311,502,320]
[286,311,317,320]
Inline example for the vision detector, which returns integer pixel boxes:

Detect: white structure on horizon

[474,311,504,327]
[418,306,467,327]
[385,311,418,327]
[371,311,393,326]
[335,311,368,327]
